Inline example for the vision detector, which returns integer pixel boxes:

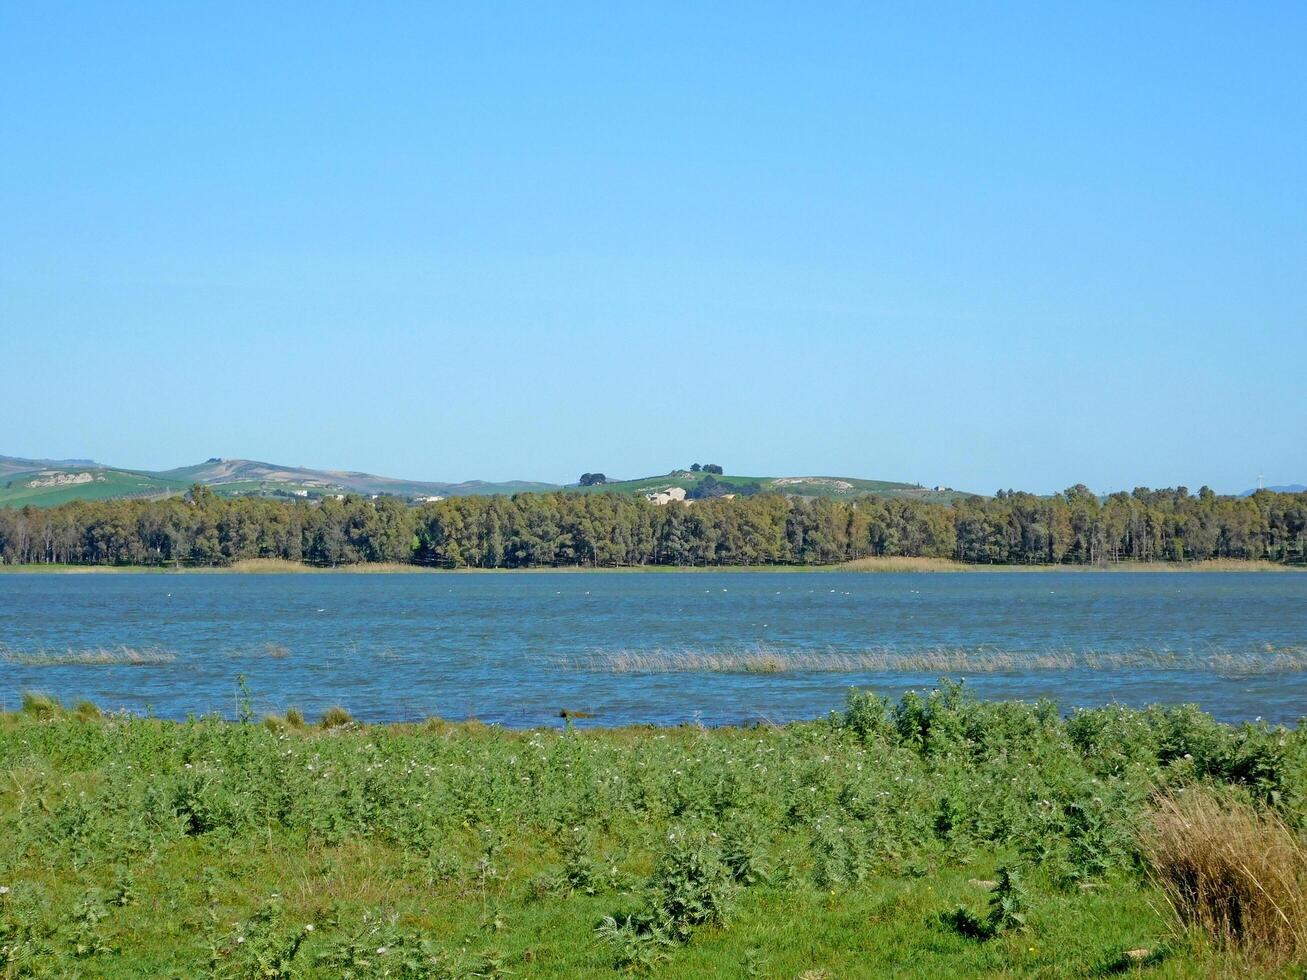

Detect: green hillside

[157,458,559,499]
[0,454,100,479]
[0,454,972,507]
[573,470,970,503]
[0,455,561,507]
[0,467,188,506]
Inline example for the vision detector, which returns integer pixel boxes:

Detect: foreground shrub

[647,829,738,937]
[1142,788,1307,963]
[597,828,738,967]
[314,909,477,978]
[940,864,1029,940]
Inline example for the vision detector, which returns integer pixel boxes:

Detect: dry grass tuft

[1142,788,1307,964]
[72,699,102,721]
[20,691,63,719]
[320,706,354,729]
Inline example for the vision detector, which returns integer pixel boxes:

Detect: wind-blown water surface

[2,571,1304,726]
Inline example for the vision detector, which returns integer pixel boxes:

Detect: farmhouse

[645,487,687,506]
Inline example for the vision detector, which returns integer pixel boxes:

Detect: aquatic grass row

[0,644,178,666]
[0,642,302,667]
[10,640,1306,676]
[574,643,1307,676]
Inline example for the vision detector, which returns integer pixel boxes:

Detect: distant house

[645,487,687,506]
[414,495,445,504]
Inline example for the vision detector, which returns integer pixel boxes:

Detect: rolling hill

[0,463,190,507]
[0,455,101,479]
[0,455,556,507]
[573,471,968,503]
[0,454,971,507]
[156,458,557,499]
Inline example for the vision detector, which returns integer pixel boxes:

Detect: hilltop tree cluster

[686,476,763,500]
[0,484,1303,568]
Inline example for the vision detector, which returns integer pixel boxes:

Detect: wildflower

[376,946,389,955]
[304,924,314,932]
[0,886,10,896]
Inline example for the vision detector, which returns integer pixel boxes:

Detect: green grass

[1,687,1303,976]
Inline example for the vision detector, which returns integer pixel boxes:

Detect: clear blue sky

[3,3,1304,494]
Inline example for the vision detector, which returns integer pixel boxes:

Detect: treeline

[686,476,763,500]
[0,484,1305,568]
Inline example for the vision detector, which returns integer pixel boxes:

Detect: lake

[2,571,1305,726]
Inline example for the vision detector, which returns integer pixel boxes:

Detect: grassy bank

[1,556,1301,574]
[3,688,1305,976]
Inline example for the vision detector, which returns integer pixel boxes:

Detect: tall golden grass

[1142,788,1307,965]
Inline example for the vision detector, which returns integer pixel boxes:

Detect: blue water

[1,571,1305,726]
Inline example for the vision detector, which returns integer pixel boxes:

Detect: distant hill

[0,462,190,507]
[571,471,970,503]
[0,454,101,478]
[0,454,970,507]
[1242,484,1307,496]
[0,455,557,507]
[156,458,557,500]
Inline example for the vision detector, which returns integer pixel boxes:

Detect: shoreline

[0,556,1301,574]
[6,692,1294,975]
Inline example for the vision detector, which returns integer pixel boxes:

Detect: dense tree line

[0,484,1304,568]
[686,476,763,500]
